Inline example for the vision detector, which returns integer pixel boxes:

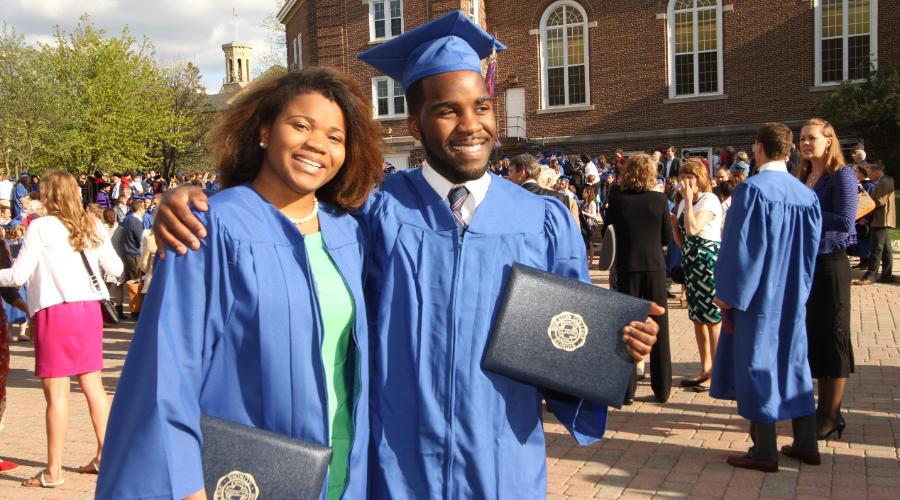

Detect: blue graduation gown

[710,171,822,423]
[96,185,370,500]
[361,170,607,499]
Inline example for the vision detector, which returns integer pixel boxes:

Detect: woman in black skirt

[604,154,672,403]
[795,118,858,440]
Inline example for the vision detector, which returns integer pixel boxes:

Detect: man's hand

[153,186,209,258]
[713,297,731,311]
[622,303,664,362]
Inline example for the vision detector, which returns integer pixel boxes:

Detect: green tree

[156,61,214,179]
[0,23,61,178]
[1,16,215,179]
[34,16,176,175]
[820,65,900,176]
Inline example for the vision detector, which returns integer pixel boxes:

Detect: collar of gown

[420,160,491,212]
[400,167,545,235]
[241,182,359,250]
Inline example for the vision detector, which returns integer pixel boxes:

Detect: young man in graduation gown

[357,17,655,497]
[153,12,661,499]
[711,123,823,473]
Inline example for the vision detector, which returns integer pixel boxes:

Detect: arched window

[815,0,878,85]
[667,0,723,98]
[540,1,589,109]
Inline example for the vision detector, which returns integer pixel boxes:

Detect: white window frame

[539,0,591,110]
[291,33,303,70]
[813,0,878,87]
[467,0,480,24]
[368,0,404,42]
[666,0,724,99]
[371,76,406,119]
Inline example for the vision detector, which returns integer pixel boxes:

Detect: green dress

[678,215,722,324]
[305,232,354,500]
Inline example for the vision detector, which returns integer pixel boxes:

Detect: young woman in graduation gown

[96,68,384,500]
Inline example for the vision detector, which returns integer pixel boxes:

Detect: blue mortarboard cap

[358,11,507,91]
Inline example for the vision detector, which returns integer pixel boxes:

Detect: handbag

[125,279,144,313]
[856,185,876,220]
[79,251,120,325]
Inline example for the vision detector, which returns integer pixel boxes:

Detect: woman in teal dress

[97,68,383,500]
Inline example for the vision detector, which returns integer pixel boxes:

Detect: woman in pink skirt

[0,170,122,488]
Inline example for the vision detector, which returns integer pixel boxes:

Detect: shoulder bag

[856,184,876,220]
[79,251,120,325]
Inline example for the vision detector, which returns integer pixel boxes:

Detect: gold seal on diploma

[214,470,260,500]
[547,312,588,352]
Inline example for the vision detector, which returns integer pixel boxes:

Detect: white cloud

[5,0,286,94]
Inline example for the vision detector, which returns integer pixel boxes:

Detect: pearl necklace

[286,198,319,225]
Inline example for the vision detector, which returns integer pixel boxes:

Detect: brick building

[278,0,897,169]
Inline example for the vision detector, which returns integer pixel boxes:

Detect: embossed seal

[214,470,260,500]
[547,312,588,352]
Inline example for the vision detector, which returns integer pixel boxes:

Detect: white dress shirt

[758,160,788,173]
[421,161,492,225]
[583,161,600,185]
[0,216,124,316]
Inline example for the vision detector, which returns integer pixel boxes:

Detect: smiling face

[408,70,496,184]
[798,125,831,161]
[257,92,346,201]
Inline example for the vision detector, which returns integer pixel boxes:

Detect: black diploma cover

[200,414,332,500]
[483,263,651,408]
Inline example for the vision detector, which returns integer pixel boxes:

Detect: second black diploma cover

[483,263,651,408]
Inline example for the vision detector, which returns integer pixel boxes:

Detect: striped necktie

[448,185,470,228]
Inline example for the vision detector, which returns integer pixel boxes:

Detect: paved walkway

[0,256,897,499]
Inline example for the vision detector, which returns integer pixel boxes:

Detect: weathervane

[233,7,238,41]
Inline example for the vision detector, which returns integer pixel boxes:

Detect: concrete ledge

[532,120,808,145]
[808,85,841,93]
[384,135,419,147]
[536,104,596,115]
[663,93,729,104]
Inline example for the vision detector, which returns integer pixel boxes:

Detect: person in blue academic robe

[361,169,608,498]
[97,67,387,499]
[711,123,822,473]
[356,12,660,498]
[151,12,661,499]
[96,186,370,499]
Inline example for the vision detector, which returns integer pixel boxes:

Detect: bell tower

[220,42,253,94]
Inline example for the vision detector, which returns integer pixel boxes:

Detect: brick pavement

[0,256,897,499]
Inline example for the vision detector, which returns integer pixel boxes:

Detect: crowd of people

[0,10,894,498]
[0,168,225,484]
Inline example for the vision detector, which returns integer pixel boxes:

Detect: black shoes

[726,453,778,473]
[817,416,846,440]
[680,375,710,387]
[780,445,821,465]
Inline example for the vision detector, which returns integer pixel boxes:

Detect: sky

[2,0,287,94]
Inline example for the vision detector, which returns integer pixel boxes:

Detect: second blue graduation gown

[710,171,822,423]
[96,185,370,500]
[361,170,607,499]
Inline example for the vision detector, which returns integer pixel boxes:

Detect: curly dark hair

[208,67,384,211]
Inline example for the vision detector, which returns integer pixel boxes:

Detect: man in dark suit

[508,154,581,231]
[661,146,681,178]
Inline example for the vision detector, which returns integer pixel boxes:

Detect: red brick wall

[283,0,898,155]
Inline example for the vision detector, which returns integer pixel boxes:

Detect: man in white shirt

[110,175,122,200]
[0,175,13,208]
[581,153,599,187]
